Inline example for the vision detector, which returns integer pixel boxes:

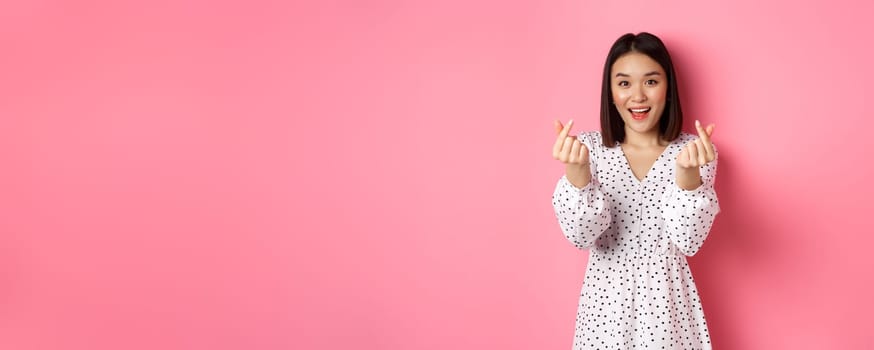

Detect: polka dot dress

[552,131,720,349]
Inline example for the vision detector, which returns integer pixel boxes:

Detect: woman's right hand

[552,120,592,188]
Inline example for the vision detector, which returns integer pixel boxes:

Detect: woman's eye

[618,81,629,87]
[646,79,659,86]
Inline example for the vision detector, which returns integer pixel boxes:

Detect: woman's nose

[631,87,647,102]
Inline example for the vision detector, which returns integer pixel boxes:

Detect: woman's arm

[551,124,611,249]
[552,173,611,249]
[661,157,720,256]
[664,125,720,256]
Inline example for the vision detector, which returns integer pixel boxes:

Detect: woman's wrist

[675,166,702,190]
[566,163,592,189]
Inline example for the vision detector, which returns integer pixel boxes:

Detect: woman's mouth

[629,107,651,120]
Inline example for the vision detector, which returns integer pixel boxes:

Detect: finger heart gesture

[676,120,716,169]
[552,119,589,167]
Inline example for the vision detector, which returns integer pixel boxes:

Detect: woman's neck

[623,128,666,147]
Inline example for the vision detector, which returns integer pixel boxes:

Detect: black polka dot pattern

[551,131,720,349]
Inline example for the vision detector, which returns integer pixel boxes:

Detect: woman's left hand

[676,120,716,169]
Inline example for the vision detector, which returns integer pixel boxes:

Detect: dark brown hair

[600,32,683,146]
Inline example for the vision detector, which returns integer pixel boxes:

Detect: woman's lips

[629,107,651,120]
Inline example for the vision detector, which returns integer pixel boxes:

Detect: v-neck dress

[552,131,720,349]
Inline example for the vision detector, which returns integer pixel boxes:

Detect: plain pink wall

[1,0,872,349]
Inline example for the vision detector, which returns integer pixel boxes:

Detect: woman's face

[610,52,668,136]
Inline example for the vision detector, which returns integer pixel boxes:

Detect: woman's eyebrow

[614,71,662,77]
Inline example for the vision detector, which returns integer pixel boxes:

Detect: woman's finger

[695,120,716,161]
[687,142,698,167]
[676,147,687,168]
[559,119,573,137]
[579,141,589,164]
[559,136,574,162]
[552,120,574,158]
[694,120,712,146]
[705,125,716,161]
[570,139,582,163]
[695,139,708,165]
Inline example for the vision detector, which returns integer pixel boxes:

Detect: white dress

[552,131,720,349]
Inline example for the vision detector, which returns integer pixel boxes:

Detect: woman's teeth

[630,107,650,120]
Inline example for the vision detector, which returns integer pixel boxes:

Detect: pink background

[1,0,872,349]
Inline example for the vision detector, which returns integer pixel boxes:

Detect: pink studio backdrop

[1,0,872,349]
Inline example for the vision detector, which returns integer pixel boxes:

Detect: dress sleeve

[661,146,721,256]
[551,132,611,249]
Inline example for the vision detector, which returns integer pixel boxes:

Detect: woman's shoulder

[577,130,605,148]
[675,131,696,142]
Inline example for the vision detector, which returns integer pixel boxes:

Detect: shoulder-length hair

[600,32,683,146]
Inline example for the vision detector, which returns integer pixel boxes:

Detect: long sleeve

[661,149,720,256]
[551,132,611,249]
[552,177,611,249]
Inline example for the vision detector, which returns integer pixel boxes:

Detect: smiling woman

[551,32,719,349]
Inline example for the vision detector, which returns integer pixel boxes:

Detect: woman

[551,32,719,349]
